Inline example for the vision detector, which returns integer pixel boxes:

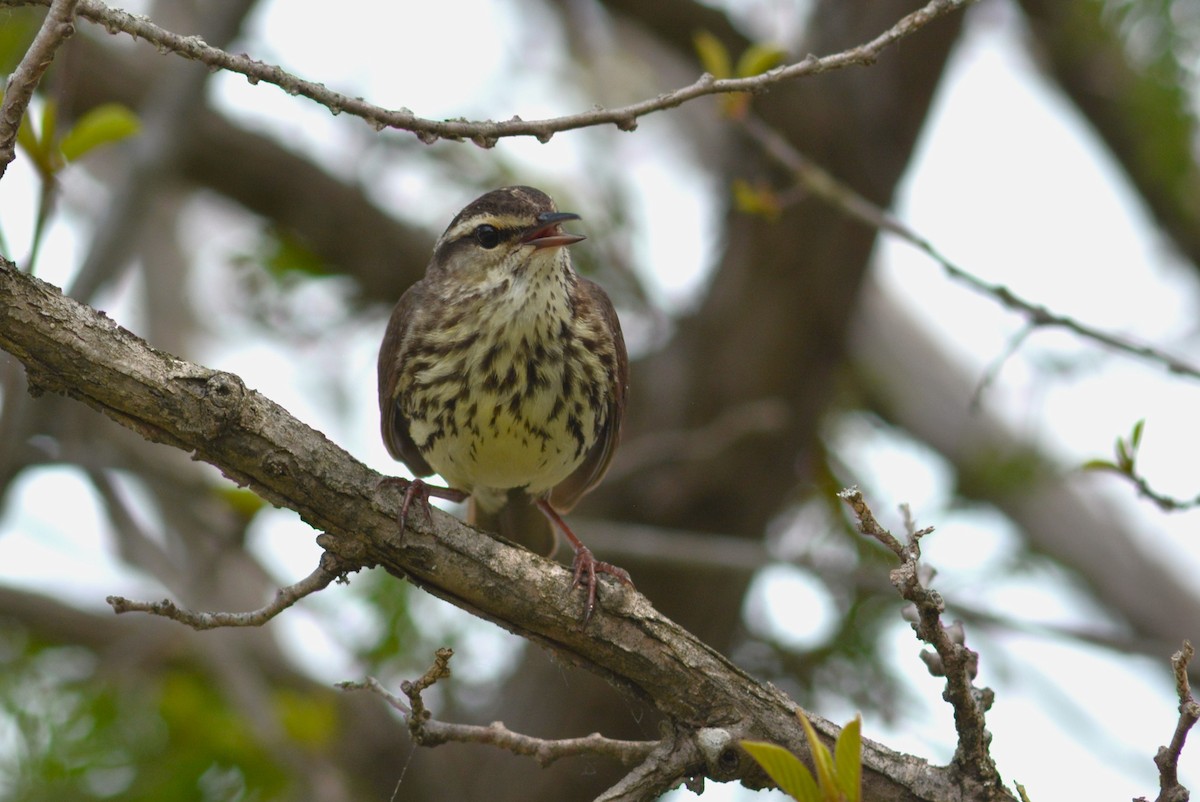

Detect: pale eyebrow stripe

[441,214,532,243]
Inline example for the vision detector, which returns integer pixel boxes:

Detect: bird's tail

[468,489,558,557]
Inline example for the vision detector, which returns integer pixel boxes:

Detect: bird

[377,185,631,624]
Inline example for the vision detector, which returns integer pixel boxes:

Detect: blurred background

[1,0,1199,799]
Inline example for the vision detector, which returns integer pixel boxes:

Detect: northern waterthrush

[377,185,631,622]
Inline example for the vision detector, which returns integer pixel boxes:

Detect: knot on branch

[696,727,741,780]
[180,369,246,439]
[204,370,245,413]
[262,449,295,480]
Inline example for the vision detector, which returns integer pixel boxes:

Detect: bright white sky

[2,0,1199,800]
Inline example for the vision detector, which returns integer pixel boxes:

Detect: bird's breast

[399,281,612,497]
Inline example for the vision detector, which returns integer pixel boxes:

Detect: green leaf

[262,228,331,278]
[273,688,338,749]
[732,178,781,221]
[736,42,786,78]
[354,570,418,671]
[1081,459,1118,472]
[798,710,839,796]
[1130,418,1145,451]
[0,9,42,74]
[742,740,821,802]
[59,103,140,162]
[15,105,54,177]
[216,486,267,521]
[40,99,58,156]
[1115,437,1132,471]
[15,106,37,158]
[693,29,732,79]
[833,715,862,802]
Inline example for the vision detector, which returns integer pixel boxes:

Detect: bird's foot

[570,543,634,626]
[537,499,633,626]
[378,477,468,537]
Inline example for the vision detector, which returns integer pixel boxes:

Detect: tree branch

[343,650,702,800]
[840,488,1005,791]
[739,113,1200,384]
[0,0,78,179]
[106,553,347,629]
[1141,642,1199,802]
[2,0,973,146]
[0,258,997,799]
[339,651,658,769]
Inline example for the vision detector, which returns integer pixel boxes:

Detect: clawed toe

[378,477,468,536]
[571,545,634,627]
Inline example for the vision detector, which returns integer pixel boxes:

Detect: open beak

[523,211,586,250]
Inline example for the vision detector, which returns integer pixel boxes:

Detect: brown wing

[548,277,628,512]
[377,282,435,477]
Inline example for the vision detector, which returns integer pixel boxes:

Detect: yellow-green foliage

[742,711,862,802]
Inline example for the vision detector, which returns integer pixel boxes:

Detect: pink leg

[379,476,468,535]
[537,499,633,625]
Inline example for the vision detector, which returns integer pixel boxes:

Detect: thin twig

[1086,421,1200,513]
[970,324,1035,409]
[740,113,1200,384]
[106,553,348,629]
[338,675,413,715]
[1148,641,1199,802]
[2,0,972,146]
[339,650,657,768]
[839,487,1001,787]
[0,0,79,180]
[1110,467,1200,513]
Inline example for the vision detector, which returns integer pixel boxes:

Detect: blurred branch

[1138,642,1199,802]
[0,258,992,800]
[608,396,789,483]
[66,0,258,302]
[1112,471,1200,513]
[1017,0,1200,271]
[740,113,1200,383]
[0,0,78,180]
[577,518,769,573]
[0,581,407,798]
[56,35,431,304]
[85,466,184,585]
[4,0,972,146]
[586,514,1189,663]
[840,488,1006,791]
[1084,420,1200,513]
[852,278,1200,681]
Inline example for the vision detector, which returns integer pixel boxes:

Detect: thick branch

[0,259,989,800]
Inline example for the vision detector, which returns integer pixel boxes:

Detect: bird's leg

[536,499,633,626]
[378,477,468,536]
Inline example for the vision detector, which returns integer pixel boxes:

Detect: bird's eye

[474,225,500,249]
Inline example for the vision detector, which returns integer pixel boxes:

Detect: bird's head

[427,186,585,292]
